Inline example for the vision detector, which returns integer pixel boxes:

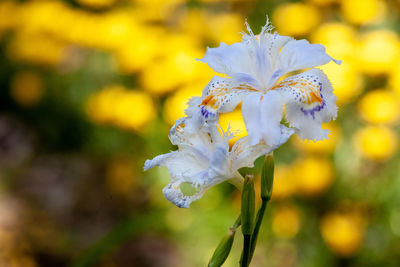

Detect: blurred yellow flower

[178,9,208,40]
[86,85,156,132]
[310,22,357,60]
[291,157,334,197]
[273,3,320,36]
[76,0,116,9]
[292,122,340,154]
[341,0,386,25]
[356,30,400,75]
[358,89,400,124]
[206,13,244,44]
[7,33,66,67]
[0,1,17,36]
[354,125,398,161]
[306,0,339,6]
[272,165,296,200]
[272,204,301,239]
[219,109,247,145]
[115,26,162,74]
[389,62,400,97]
[140,35,206,95]
[163,84,203,125]
[320,61,363,105]
[320,210,366,256]
[10,71,44,107]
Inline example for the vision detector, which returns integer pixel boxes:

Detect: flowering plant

[145,18,339,266]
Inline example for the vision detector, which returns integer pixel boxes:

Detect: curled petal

[144,150,209,183]
[274,68,337,141]
[162,182,205,208]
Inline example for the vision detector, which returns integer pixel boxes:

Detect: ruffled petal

[273,39,341,83]
[145,122,238,208]
[274,68,337,141]
[144,149,212,208]
[162,181,206,208]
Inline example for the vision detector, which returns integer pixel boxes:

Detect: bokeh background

[0,0,400,266]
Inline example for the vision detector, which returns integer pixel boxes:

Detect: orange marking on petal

[238,84,258,91]
[200,95,219,109]
[308,91,323,104]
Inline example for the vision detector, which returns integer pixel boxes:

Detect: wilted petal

[274,68,337,141]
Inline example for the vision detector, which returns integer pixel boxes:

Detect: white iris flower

[190,19,340,146]
[144,18,339,208]
[144,118,293,208]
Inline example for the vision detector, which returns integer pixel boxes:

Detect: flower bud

[241,175,255,235]
[261,155,274,201]
[208,228,236,267]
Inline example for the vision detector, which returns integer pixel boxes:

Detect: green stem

[241,234,251,267]
[248,197,269,263]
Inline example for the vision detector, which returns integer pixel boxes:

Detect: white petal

[145,149,212,208]
[184,97,202,117]
[208,147,231,180]
[242,91,285,147]
[144,150,208,181]
[275,39,340,81]
[274,68,337,141]
[266,33,292,67]
[230,126,294,171]
[198,42,254,77]
[260,90,284,147]
[162,181,206,208]
[197,76,254,122]
[230,137,269,170]
[242,93,263,146]
[169,118,215,160]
